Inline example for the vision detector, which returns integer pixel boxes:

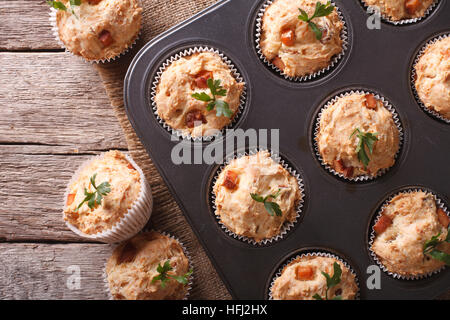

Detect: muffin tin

[124,0,450,299]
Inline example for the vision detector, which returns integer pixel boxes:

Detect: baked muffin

[271,255,358,300]
[316,93,400,178]
[371,191,450,277]
[213,151,301,242]
[363,0,435,21]
[155,52,245,137]
[259,0,344,78]
[53,0,142,61]
[64,150,142,235]
[106,231,191,300]
[414,37,450,120]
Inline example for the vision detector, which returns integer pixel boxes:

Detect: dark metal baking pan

[124,0,450,299]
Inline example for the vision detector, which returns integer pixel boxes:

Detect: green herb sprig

[312,262,342,300]
[298,1,335,40]
[350,128,379,169]
[423,226,450,265]
[250,189,282,217]
[47,0,81,18]
[151,260,193,288]
[74,173,111,211]
[191,79,232,118]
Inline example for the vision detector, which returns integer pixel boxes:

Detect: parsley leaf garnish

[298,1,335,40]
[47,0,81,18]
[192,79,233,118]
[350,128,379,169]
[151,260,193,289]
[423,226,450,265]
[250,189,282,217]
[312,262,342,300]
[74,173,111,211]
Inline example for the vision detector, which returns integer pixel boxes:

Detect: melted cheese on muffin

[363,0,435,21]
[64,150,141,234]
[415,37,450,120]
[213,151,301,242]
[56,0,142,61]
[271,256,358,300]
[260,0,344,77]
[106,232,190,300]
[317,93,400,178]
[155,52,245,137]
[371,192,450,276]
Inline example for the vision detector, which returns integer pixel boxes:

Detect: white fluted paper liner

[255,0,348,82]
[369,188,450,280]
[150,46,247,142]
[268,251,360,300]
[411,33,450,124]
[313,90,404,182]
[211,148,305,246]
[103,230,193,300]
[360,0,440,25]
[63,152,153,243]
[48,4,141,64]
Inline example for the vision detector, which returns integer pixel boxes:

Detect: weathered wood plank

[0,0,61,51]
[0,243,111,299]
[0,52,127,151]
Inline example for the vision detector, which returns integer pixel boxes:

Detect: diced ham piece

[222,170,238,190]
[185,109,207,128]
[405,0,420,15]
[334,159,354,178]
[99,30,113,47]
[364,94,378,109]
[374,215,392,235]
[67,193,76,206]
[295,265,315,281]
[281,28,296,46]
[437,208,450,228]
[194,70,213,89]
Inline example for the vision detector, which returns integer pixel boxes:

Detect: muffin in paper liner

[268,251,360,300]
[359,0,440,25]
[63,152,153,243]
[254,0,349,82]
[368,188,450,280]
[103,230,193,300]
[211,148,305,246]
[150,46,247,142]
[48,2,142,64]
[313,89,404,182]
[411,33,450,124]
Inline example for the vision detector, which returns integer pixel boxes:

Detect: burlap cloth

[94,0,231,300]
[93,0,450,300]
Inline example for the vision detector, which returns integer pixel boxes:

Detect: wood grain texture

[0,0,61,51]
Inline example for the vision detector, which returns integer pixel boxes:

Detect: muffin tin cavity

[267,248,360,300]
[312,89,404,183]
[410,32,450,124]
[367,186,450,280]
[149,45,248,142]
[254,0,350,83]
[208,148,306,246]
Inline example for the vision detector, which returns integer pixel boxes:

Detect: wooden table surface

[0,0,131,299]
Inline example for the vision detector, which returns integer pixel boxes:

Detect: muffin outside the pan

[154,51,245,138]
[371,191,450,277]
[259,0,344,78]
[414,36,450,121]
[316,93,400,179]
[106,231,192,300]
[270,255,358,300]
[362,0,435,21]
[64,150,152,241]
[50,0,142,61]
[213,151,301,243]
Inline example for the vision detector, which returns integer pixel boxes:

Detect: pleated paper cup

[313,89,404,182]
[268,251,360,300]
[48,0,142,64]
[63,152,152,243]
[150,46,247,142]
[255,0,348,82]
[411,33,450,124]
[369,188,450,280]
[103,230,193,300]
[360,0,440,25]
[211,148,305,246]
